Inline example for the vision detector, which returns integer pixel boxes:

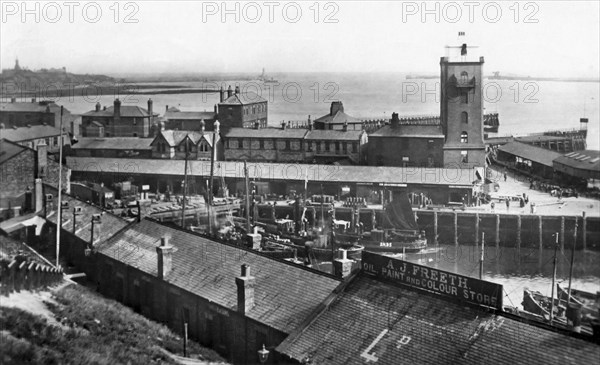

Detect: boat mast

[567,218,578,304]
[181,135,189,227]
[549,232,559,325]
[479,232,485,279]
[55,106,64,268]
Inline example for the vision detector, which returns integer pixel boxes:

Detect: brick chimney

[95,102,101,112]
[36,141,47,178]
[333,249,353,278]
[391,112,400,129]
[156,236,173,279]
[235,264,256,314]
[114,98,121,124]
[227,85,233,98]
[147,98,154,124]
[330,101,344,116]
[219,86,225,103]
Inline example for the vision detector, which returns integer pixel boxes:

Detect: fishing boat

[557,284,600,320]
[335,192,427,253]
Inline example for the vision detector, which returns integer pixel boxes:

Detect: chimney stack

[343,122,348,132]
[166,105,169,112]
[330,101,344,116]
[333,249,353,278]
[281,121,286,130]
[36,141,48,178]
[391,112,400,129]
[220,86,225,102]
[95,102,101,112]
[156,236,174,279]
[235,264,256,314]
[235,85,240,95]
[227,85,233,98]
[114,98,121,118]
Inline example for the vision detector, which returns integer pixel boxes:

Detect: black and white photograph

[1,1,599,364]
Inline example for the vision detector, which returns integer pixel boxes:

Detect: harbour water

[51,72,599,149]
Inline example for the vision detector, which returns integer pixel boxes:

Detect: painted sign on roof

[362,251,503,310]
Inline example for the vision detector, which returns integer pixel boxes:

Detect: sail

[382,191,419,231]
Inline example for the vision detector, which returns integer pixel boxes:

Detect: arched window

[461,131,468,143]
[461,71,468,83]
[461,112,468,123]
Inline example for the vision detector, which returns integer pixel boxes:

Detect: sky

[1,0,599,78]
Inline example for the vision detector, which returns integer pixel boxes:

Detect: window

[133,133,138,137]
[325,142,330,152]
[259,139,264,150]
[461,150,468,163]
[285,140,291,150]
[335,141,340,151]
[461,90,469,104]
[460,131,468,143]
[461,112,468,123]
[238,138,244,149]
[200,142,209,152]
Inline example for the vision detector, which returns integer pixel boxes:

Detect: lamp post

[257,344,269,364]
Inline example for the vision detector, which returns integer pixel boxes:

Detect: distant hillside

[1,68,117,96]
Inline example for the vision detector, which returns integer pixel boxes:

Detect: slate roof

[554,150,600,173]
[0,139,28,164]
[498,141,562,167]
[0,101,61,113]
[72,137,153,150]
[164,111,216,120]
[83,105,157,118]
[369,124,444,138]
[0,125,67,143]
[223,128,307,139]
[219,92,267,105]
[314,110,361,125]
[44,185,130,245]
[305,130,364,141]
[96,218,341,334]
[154,130,219,147]
[277,274,600,365]
[65,157,478,187]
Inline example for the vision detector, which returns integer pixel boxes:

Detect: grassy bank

[0,284,226,364]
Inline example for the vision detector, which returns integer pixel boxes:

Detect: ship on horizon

[258,67,278,84]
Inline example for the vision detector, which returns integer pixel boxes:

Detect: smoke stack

[114,98,121,119]
[147,98,153,115]
[156,236,173,280]
[333,249,353,278]
[227,85,233,98]
[391,112,400,128]
[235,264,256,314]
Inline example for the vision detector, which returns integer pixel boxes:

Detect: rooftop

[370,124,444,138]
[223,127,307,139]
[0,139,28,164]
[97,218,341,334]
[83,105,157,118]
[219,92,267,105]
[154,130,218,147]
[498,141,563,168]
[0,125,66,142]
[305,129,364,141]
[72,137,153,151]
[0,101,62,114]
[65,157,478,187]
[314,110,361,125]
[164,110,216,120]
[554,150,600,174]
[277,272,600,364]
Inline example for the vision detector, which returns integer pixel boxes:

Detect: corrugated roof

[554,149,600,173]
[0,125,66,142]
[164,111,216,120]
[0,139,28,164]
[277,274,600,364]
[370,124,444,138]
[314,110,361,125]
[305,129,364,141]
[219,92,267,105]
[65,157,477,187]
[97,218,341,334]
[83,105,157,118]
[72,137,153,150]
[223,127,307,139]
[497,141,562,167]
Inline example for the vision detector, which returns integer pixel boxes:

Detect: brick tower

[440,32,486,169]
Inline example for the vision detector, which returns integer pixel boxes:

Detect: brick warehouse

[42,190,342,364]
